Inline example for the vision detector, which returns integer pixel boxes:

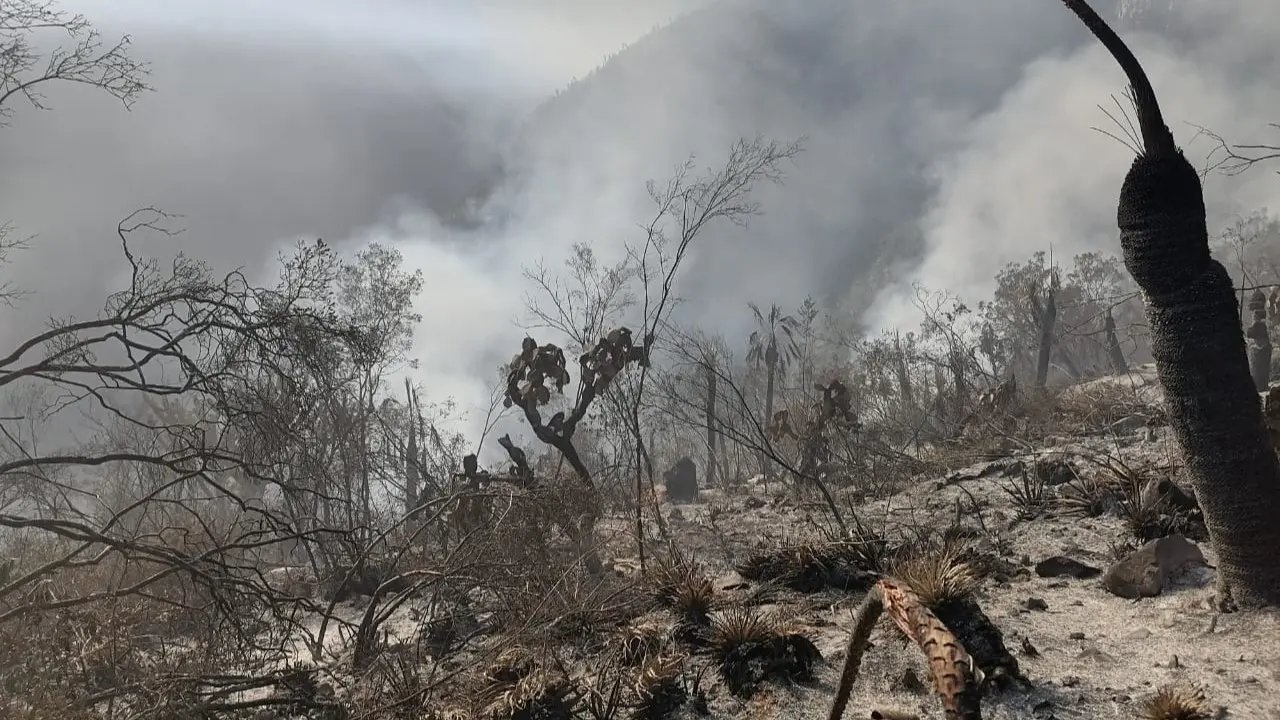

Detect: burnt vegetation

[2,0,1278,719]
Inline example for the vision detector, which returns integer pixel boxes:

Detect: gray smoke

[3,0,1280,445]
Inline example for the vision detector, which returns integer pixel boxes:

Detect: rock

[895,667,927,693]
[1102,535,1206,600]
[1034,458,1077,486]
[1001,460,1026,478]
[1109,414,1148,435]
[663,457,699,503]
[263,566,319,598]
[1077,646,1116,663]
[1138,477,1199,514]
[322,561,411,602]
[716,572,749,592]
[944,460,1013,485]
[1025,597,1049,611]
[1034,556,1101,579]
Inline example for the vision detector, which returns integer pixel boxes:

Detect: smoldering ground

[2,0,1280,446]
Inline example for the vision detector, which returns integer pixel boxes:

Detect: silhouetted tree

[746,302,800,477]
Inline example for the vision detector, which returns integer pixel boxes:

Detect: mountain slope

[497,0,1187,328]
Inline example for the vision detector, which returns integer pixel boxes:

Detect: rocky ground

[649,445,1280,719]
[252,368,1279,720]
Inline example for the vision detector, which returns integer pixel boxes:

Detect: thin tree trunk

[1034,285,1057,389]
[894,334,915,408]
[1104,310,1128,375]
[759,362,776,478]
[949,349,968,420]
[705,360,719,489]
[1247,290,1272,392]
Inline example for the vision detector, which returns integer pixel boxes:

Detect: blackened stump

[1059,0,1280,606]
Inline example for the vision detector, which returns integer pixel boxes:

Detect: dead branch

[0,0,151,122]
[1194,122,1280,177]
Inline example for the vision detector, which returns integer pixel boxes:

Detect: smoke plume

[3,0,1280,445]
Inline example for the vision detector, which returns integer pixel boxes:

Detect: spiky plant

[481,668,580,720]
[669,574,716,625]
[648,552,717,637]
[1057,472,1120,517]
[890,543,983,608]
[1000,466,1049,519]
[1137,683,1213,720]
[613,620,669,667]
[736,540,878,593]
[709,606,776,652]
[708,606,821,698]
[890,543,1022,692]
[632,654,688,719]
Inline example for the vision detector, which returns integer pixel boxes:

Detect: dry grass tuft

[890,543,983,608]
[1057,470,1120,517]
[736,540,880,593]
[708,606,821,698]
[478,656,581,719]
[632,653,688,719]
[612,619,670,667]
[648,550,718,633]
[1137,683,1214,720]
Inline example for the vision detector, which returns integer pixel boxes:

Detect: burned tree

[700,349,721,489]
[1030,270,1060,389]
[491,327,647,572]
[1103,308,1129,375]
[767,379,860,529]
[1057,0,1280,606]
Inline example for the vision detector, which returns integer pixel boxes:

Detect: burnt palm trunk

[758,359,777,478]
[1104,310,1129,375]
[1033,286,1057,389]
[1058,0,1280,606]
[1123,161,1280,606]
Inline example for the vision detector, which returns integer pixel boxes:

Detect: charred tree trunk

[1031,275,1059,389]
[757,359,777,480]
[704,357,720,489]
[1054,346,1081,381]
[1247,289,1272,392]
[1058,0,1280,606]
[894,334,916,408]
[932,365,949,427]
[949,349,969,424]
[1103,309,1129,375]
[403,379,419,518]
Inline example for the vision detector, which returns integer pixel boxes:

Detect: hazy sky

[4,0,1280,449]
